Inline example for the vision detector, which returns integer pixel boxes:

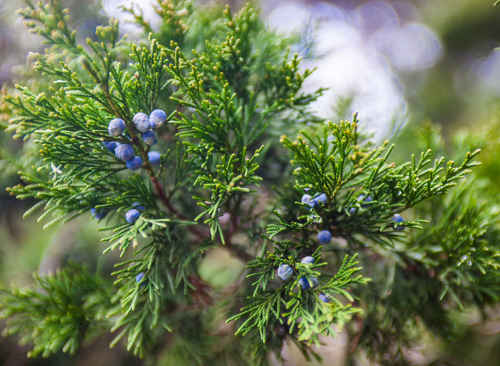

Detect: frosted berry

[317,230,332,244]
[103,141,118,152]
[142,130,157,146]
[148,151,161,165]
[149,109,167,128]
[277,264,293,281]
[392,214,404,231]
[133,112,150,132]
[91,208,106,220]
[132,202,145,211]
[350,194,373,213]
[319,293,331,303]
[359,194,373,207]
[136,272,145,283]
[108,118,125,136]
[300,256,315,265]
[301,194,316,208]
[126,156,143,170]
[126,208,140,224]
[115,144,135,161]
[313,193,327,205]
[299,276,317,289]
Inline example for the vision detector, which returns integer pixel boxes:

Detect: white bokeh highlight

[268,0,443,140]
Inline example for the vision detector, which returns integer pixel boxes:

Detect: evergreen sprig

[0,264,111,358]
[0,0,498,365]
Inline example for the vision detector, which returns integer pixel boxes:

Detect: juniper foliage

[0,1,498,365]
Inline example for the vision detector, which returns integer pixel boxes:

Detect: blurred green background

[0,0,499,365]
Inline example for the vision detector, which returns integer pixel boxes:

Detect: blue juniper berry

[392,214,405,231]
[115,144,135,161]
[350,194,373,214]
[360,194,373,207]
[277,264,293,281]
[108,118,125,136]
[299,276,318,290]
[148,151,161,165]
[301,194,316,208]
[132,202,145,211]
[319,293,331,303]
[126,156,143,170]
[317,230,332,244]
[133,112,150,132]
[103,141,118,152]
[136,272,145,283]
[91,208,107,220]
[313,193,327,205]
[126,208,140,224]
[142,130,157,146]
[149,109,167,128]
[298,276,309,289]
[300,256,315,265]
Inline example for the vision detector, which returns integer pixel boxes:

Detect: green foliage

[0,264,110,357]
[229,253,368,345]
[277,118,479,247]
[0,0,498,365]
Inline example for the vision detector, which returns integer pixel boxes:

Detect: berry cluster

[277,256,330,302]
[301,192,327,208]
[104,109,166,170]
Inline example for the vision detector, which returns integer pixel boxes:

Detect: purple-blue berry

[133,112,150,132]
[277,264,293,281]
[125,208,140,224]
[301,256,315,265]
[350,194,373,213]
[132,202,145,211]
[317,230,332,244]
[392,214,405,231]
[126,156,143,170]
[108,118,125,136]
[103,141,118,152]
[142,130,157,146]
[299,276,317,290]
[359,194,373,207]
[136,272,145,283]
[301,194,316,208]
[149,109,167,128]
[313,193,327,205]
[115,144,135,161]
[148,151,161,165]
[319,293,330,303]
[91,208,107,220]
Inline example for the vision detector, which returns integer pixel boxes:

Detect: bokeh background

[1,0,499,365]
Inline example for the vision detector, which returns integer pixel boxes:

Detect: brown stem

[349,316,364,354]
[99,77,209,241]
[100,78,254,262]
[146,165,207,240]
